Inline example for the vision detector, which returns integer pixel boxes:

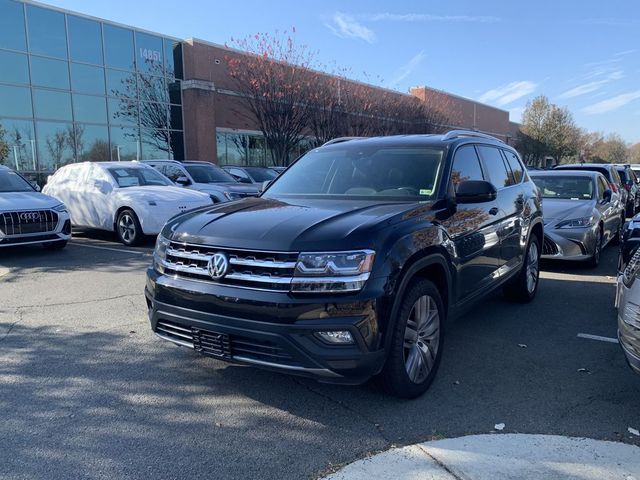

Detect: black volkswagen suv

[146,131,543,398]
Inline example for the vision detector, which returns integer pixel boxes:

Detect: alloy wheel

[526,241,539,294]
[118,214,136,243]
[403,295,440,384]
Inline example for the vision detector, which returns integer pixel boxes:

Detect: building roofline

[23,0,182,41]
[411,85,511,115]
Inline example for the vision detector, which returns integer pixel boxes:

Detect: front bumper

[541,226,598,261]
[145,268,388,384]
[616,275,640,375]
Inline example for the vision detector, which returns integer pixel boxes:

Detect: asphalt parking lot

[1,232,640,480]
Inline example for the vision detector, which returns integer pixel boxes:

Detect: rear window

[557,166,610,181]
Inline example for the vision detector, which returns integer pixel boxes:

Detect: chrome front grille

[0,210,59,236]
[542,236,559,256]
[162,242,298,291]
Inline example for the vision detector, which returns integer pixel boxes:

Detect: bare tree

[225,31,316,166]
[0,124,9,167]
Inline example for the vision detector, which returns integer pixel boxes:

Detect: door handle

[489,207,499,216]
[515,197,525,206]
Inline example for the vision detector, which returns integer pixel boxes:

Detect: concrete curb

[324,434,640,480]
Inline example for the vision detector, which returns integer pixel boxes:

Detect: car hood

[192,182,260,194]
[0,191,61,211]
[115,185,210,203]
[165,196,430,251]
[543,199,596,225]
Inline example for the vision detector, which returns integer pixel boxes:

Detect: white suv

[0,165,71,249]
[43,162,212,245]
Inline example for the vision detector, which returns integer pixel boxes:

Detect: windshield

[264,145,444,200]
[531,175,594,200]
[245,167,277,182]
[185,164,236,184]
[107,167,172,188]
[0,170,35,193]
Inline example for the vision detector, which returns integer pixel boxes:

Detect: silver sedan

[530,170,625,267]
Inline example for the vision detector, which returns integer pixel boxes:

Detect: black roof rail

[442,129,504,143]
[321,137,365,147]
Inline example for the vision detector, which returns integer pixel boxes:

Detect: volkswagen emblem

[20,212,40,221]
[207,252,229,279]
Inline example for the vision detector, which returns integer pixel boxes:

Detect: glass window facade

[0,1,184,183]
[216,130,313,166]
[0,0,27,51]
[0,50,29,85]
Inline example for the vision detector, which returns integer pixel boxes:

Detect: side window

[450,145,484,189]
[598,177,608,199]
[231,168,248,180]
[477,146,511,188]
[611,168,622,185]
[163,164,185,182]
[503,150,524,184]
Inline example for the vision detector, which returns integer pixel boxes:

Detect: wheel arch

[113,206,142,233]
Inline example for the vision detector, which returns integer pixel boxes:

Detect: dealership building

[0,0,520,180]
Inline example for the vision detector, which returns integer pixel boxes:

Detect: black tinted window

[477,146,511,188]
[503,150,524,183]
[451,145,483,188]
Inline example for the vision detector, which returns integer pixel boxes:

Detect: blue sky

[46,0,640,143]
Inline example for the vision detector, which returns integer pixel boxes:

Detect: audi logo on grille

[19,212,41,221]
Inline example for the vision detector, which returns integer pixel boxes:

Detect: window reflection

[135,32,163,74]
[0,85,32,118]
[75,123,109,161]
[30,56,70,90]
[71,63,105,95]
[106,69,137,98]
[138,74,168,104]
[141,128,171,159]
[0,50,29,85]
[73,94,107,124]
[108,97,138,126]
[36,121,74,171]
[110,126,139,161]
[67,15,103,64]
[27,5,67,59]
[163,38,177,78]
[33,89,72,121]
[104,24,135,70]
[0,0,27,51]
[0,119,35,171]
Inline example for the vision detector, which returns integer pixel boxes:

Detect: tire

[612,215,625,246]
[43,240,67,250]
[116,209,143,246]
[504,235,540,303]
[380,279,444,399]
[587,227,602,268]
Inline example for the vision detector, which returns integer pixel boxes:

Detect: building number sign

[140,48,161,63]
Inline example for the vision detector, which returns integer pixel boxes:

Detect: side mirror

[175,176,191,186]
[32,182,41,192]
[455,180,497,204]
[603,189,612,203]
[260,180,271,194]
[94,179,113,194]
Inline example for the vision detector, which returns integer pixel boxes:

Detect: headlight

[291,250,375,293]
[52,203,67,213]
[153,235,170,273]
[224,191,243,201]
[556,216,595,229]
[623,247,640,287]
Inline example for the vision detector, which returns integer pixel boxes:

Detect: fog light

[315,330,354,345]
